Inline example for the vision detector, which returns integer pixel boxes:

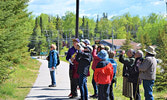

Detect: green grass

[0,57,41,100]
[87,58,167,100]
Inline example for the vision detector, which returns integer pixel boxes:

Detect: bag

[56,53,60,66]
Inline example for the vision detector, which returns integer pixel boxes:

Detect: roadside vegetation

[0,58,41,100]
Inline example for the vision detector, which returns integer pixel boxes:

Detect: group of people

[47,38,157,100]
[119,46,157,100]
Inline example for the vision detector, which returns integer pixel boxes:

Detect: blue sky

[28,0,166,19]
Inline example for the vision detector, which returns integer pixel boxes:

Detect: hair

[97,44,104,50]
[108,51,115,59]
[137,50,144,57]
[129,49,135,56]
[51,44,56,50]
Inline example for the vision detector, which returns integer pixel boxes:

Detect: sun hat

[144,46,156,55]
[86,45,93,52]
[84,39,90,45]
[97,50,109,60]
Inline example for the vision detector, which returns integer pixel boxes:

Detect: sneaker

[90,94,98,98]
[48,84,56,87]
[68,93,72,97]
[69,95,77,99]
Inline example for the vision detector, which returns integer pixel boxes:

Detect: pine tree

[121,32,132,51]
[0,0,33,83]
[155,30,167,91]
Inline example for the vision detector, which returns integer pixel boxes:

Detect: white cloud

[28,0,34,3]
[151,1,162,6]
[81,0,103,3]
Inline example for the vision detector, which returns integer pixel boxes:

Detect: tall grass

[0,57,41,100]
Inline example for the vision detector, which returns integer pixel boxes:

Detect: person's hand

[71,58,75,62]
[69,59,74,65]
[121,50,125,55]
[76,45,80,50]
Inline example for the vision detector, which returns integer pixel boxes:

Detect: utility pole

[112,27,114,51]
[160,0,167,16]
[76,0,79,38]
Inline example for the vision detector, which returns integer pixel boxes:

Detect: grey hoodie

[138,55,157,80]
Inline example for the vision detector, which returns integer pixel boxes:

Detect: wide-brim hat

[144,46,156,55]
[97,50,108,60]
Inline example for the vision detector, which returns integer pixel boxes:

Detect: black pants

[133,83,141,100]
[109,80,114,100]
[69,69,78,96]
[98,84,110,100]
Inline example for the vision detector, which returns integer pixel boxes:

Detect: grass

[0,57,41,100]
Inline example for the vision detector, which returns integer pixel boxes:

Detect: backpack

[56,52,60,66]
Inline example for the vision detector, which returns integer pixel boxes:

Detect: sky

[28,0,166,19]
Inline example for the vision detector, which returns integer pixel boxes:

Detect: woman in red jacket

[94,50,114,100]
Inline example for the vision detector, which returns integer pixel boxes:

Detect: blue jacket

[48,50,58,68]
[107,58,117,78]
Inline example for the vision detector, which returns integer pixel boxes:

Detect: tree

[155,30,167,91]
[0,0,33,83]
[120,32,132,51]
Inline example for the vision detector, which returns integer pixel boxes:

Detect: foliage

[120,32,132,51]
[155,30,167,91]
[0,0,33,83]
[0,57,41,99]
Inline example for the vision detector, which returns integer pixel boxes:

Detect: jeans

[92,73,98,95]
[143,80,154,100]
[79,73,88,100]
[50,71,56,85]
[98,84,110,100]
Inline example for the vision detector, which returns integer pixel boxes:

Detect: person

[119,49,136,100]
[105,45,111,53]
[138,46,157,100]
[129,50,144,100]
[107,51,117,100]
[94,50,114,100]
[76,44,93,100]
[47,44,58,87]
[83,39,90,46]
[97,44,105,54]
[90,44,100,98]
[66,38,80,98]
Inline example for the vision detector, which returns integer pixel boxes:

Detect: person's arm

[52,52,57,68]
[92,49,100,60]
[138,58,151,72]
[66,49,71,61]
[119,55,134,66]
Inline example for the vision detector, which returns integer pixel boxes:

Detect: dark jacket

[66,46,77,69]
[119,55,135,78]
[94,61,114,84]
[128,57,144,83]
[76,50,92,75]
